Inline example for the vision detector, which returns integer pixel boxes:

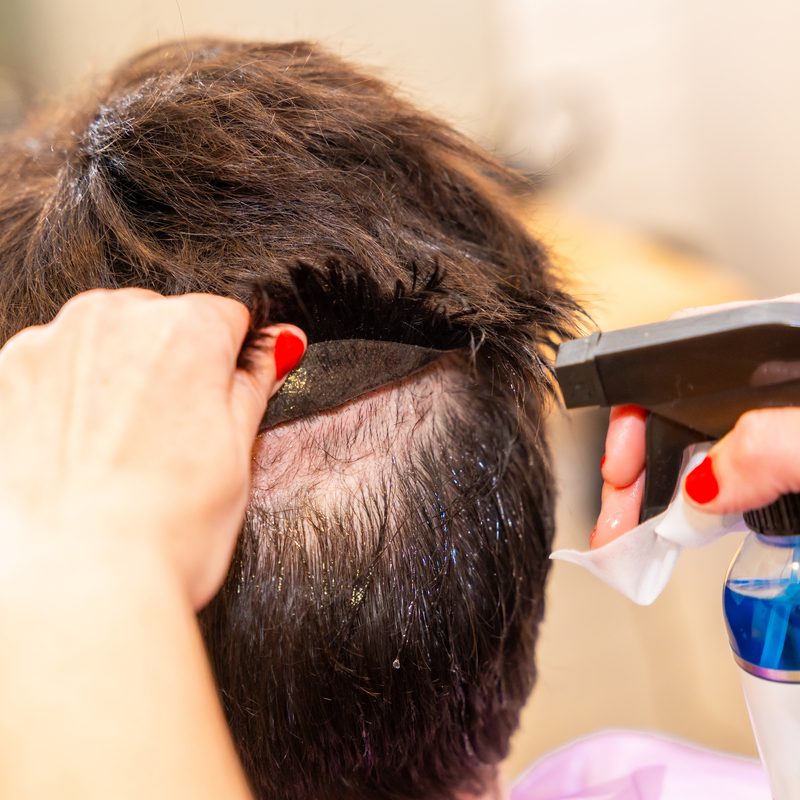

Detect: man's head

[0,40,578,799]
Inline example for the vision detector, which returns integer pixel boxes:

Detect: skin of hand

[593,295,800,548]
[0,287,306,607]
[0,288,306,800]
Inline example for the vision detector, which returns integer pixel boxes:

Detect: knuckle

[218,295,251,323]
[152,298,221,354]
[190,293,248,326]
[0,325,50,380]
[61,288,160,317]
[56,289,119,326]
[2,324,46,355]
[58,289,107,315]
[114,287,163,301]
[173,295,247,342]
[165,297,213,333]
[730,411,769,468]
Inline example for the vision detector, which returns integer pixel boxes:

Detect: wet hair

[0,39,579,800]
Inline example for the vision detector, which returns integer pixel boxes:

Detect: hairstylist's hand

[0,288,306,607]
[592,294,800,549]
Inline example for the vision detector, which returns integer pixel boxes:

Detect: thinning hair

[0,39,579,799]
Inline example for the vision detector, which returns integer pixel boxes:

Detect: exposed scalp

[251,354,468,508]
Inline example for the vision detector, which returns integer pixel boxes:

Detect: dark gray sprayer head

[555,301,800,527]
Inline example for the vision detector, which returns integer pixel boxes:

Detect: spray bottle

[555,301,800,799]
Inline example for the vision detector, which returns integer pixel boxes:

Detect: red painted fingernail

[684,456,719,504]
[620,404,648,420]
[273,331,306,381]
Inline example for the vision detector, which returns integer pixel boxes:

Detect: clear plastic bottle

[725,529,800,799]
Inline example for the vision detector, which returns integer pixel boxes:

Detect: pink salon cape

[510,730,770,800]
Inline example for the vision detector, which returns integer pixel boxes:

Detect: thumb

[230,325,307,442]
[683,408,800,514]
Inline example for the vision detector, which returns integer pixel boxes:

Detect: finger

[0,323,49,355]
[0,324,52,386]
[683,408,800,515]
[171,293,253,361]
[591,469,645,548]
[602,404,648,488]
[229,325,307,442]
[52,287,163,324]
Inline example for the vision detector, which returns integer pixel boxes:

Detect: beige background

[11,0,493,136]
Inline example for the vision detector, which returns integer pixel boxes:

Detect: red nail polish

[619,404,648,421]
[685,456,719,504]
[273,331,305,381]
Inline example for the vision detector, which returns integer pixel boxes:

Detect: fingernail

[685,456,719,504]
[620,404,648,420]
[273,330,306,381]
[600,454,606,470]
[589,526,598,546]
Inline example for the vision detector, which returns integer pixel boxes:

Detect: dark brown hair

[0,39,579,799]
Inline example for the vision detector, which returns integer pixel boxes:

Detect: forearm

[0,538,252,800]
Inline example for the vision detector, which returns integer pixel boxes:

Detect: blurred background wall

[2,0,798,779]
[492,0,800,298]
[3,0,796,296]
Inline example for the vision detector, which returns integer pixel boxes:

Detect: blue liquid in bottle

[725,564,800,672]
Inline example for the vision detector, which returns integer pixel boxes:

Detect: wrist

[0,522,251,800]
[0,529,186,615]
